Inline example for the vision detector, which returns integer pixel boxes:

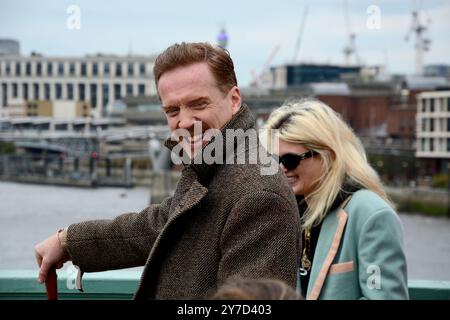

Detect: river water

[0,181,449,281]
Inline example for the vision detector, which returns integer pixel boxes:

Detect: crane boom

[292,6,309,63]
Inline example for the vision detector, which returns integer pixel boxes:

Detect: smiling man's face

[158,62,241,157]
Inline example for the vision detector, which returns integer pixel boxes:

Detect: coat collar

[306,197,351,300]
[167,166,208,223]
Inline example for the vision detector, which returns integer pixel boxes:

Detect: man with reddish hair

[35,42,301,299]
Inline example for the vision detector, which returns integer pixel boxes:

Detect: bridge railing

[0,270,449,300]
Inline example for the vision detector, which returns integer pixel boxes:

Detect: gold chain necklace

[300,228,312,274]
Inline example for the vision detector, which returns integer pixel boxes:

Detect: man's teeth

[189,135,203,143]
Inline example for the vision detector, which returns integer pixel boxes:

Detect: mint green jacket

[303,189,409,300]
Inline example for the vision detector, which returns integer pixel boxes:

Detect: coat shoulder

[216,163,295,202]
[345,189,397,223]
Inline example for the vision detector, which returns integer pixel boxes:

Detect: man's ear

[229,86,241,115]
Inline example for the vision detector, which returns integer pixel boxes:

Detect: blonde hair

[264,98,392,230]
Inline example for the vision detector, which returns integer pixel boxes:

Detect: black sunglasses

[278,150,318,171]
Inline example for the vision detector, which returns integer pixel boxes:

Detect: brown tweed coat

[66,104,301,299]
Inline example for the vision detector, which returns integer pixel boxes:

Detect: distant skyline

[1,0,450,86]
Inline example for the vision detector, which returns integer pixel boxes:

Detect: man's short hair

[153,42,238,95]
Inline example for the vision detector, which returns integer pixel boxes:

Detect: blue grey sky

[1,0,449,86]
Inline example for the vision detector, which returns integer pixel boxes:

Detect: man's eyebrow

[162,97,209,109]
[161,104,178,110]
[185,97,209,106]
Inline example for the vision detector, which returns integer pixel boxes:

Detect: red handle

[45,267,58,300]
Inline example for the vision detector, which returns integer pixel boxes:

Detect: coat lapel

[168,179,208,223]
[306,207,348,300]
[160,165,207,224]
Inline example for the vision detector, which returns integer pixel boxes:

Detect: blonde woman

[264,99,408,300]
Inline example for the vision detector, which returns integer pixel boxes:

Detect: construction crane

[250,45,281,88]
[405,5,431,75]
[342,0,359,65]
[250,5,306,87]
[292,5,309,64]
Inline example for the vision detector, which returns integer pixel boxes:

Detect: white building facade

[416,90,450,159]
[0,54,156,118]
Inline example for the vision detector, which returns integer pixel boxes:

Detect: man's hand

[34,231,70,283]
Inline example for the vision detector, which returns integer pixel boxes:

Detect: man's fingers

[34,248,43,268]
[38,260,52,284]
[35,233,69,284]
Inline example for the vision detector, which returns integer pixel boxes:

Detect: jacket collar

[297,178,360,219]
